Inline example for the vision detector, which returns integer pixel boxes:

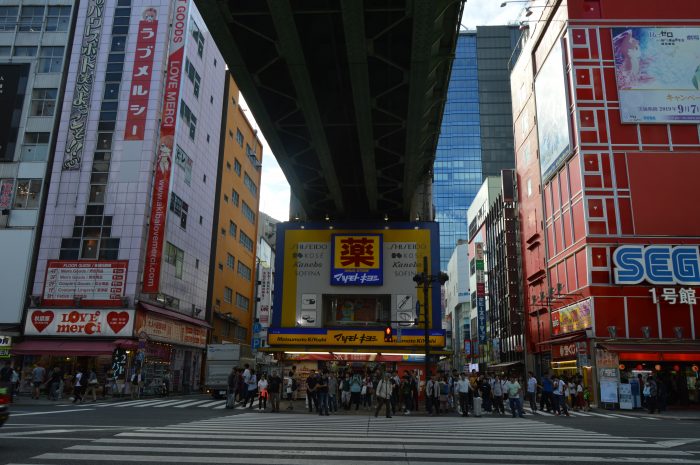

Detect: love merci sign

[24,309,135,337]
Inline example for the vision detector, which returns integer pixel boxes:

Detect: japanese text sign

[331,234,383,286]
[24,309,135,337]
[125,10,158,140]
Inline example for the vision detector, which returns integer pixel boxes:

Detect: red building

[513,0,700,406]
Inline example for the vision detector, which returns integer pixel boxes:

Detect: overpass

[195,0,465,221]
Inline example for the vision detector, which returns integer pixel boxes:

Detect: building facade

[434,26,521,270]
[513,0,700,406]
[16,0,225,393]
[445,240,470,369]
[0,0,75,337]
[208,74,262,347]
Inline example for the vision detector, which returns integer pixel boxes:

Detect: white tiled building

[18,0,225,393]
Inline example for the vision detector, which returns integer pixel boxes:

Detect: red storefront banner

[142,0,189,294]
[124,11,158,140]
[0,178,14,210]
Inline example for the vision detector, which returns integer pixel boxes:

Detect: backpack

[440,383,449,395]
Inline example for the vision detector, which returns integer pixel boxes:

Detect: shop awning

[488,361,523,369]
[12,339,126,356]
[139,302,212,329]
[536,330,587,346]
[598,343,700,353]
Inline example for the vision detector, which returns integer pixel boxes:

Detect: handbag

[642,386,651,396]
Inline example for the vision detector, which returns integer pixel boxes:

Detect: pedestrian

[257,373,269,410]
[553,376,569,416]
[241,364,251,405]
[72,367,85,403]
[350,372,362,411]
[306,370,318,412]
[0,361,14,402]
[31,363,46,399]
[575,379,584,411]
[526,371,538,413]
[316,370,330,416]
[162,369,171,397]
[84,368,99,402]
[505,375,524,418]
[491,374,505,415]
[479,375,492,413]
[390,371,400,415]
[568,377,576,409]
[246,370,258,408]
[268,371,283,413]
[130,369,143,400]
[400,374,413,415]
[226,367,238,409]
[411,370,420,412]
[374,372,393,418]
[439,375,449,413]
[540,372,553,412]
[425,373,438,415]
[285,370,296,410]
[455,372,470,417]
[48,366,62,400]
[362,374,373,409]
[328,372,338,413]
[645,376,658,414]
[341,372,351,410]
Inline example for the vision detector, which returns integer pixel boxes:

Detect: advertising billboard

[0,64,29,162]
[535,38,571,182]
[551,298,592,336]
[43,260,128,306]
[24,309,135,337]
[612,27,700,123]
[270,222,445,349]
[142,0,189,293]
[475,242,487,344]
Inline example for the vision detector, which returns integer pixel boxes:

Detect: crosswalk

[58,397,263,411]
[8,413,697,464]
[501,405,662,420]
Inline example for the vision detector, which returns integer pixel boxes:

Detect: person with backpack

[374,371,393,418]
[645,376,659,414]
[540,372,553,412]
[438,375,449,413]
[72,367,85,403]
[226,367,239,409]
[267,371,283,413]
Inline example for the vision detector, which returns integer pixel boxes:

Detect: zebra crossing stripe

[173,400,214,408]
[197,401,225,408]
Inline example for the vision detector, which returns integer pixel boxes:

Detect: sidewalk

[592,406,700,421]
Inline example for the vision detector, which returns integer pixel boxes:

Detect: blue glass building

[434,26,521,269]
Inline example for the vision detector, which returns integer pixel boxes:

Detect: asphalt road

[0,396,698,464]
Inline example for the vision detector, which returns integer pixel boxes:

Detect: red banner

[142,0,188,294]
[124,12,158,140]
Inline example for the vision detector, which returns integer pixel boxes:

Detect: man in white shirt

[454,373,471,417]
[526,371,538,413]
[374,372,393,418]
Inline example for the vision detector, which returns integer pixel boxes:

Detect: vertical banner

[475,242,487,344]
[124,9,159,140]
[63,0,105,170]
[0,179,14,210]
[142,0,189,293]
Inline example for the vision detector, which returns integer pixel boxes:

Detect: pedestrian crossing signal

[384,326,393,342]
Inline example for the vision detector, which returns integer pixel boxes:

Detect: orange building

[207,73,262,345]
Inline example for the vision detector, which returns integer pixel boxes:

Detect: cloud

[461,0,525,30]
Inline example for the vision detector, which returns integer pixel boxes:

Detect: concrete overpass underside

[196,0,464,221]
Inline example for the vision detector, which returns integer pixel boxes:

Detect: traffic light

[384,326,393,342]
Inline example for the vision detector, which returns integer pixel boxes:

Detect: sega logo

[613,245,700,285]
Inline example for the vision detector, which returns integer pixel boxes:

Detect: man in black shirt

[306,370,318,413]
[268,371,283,412]
[316,370,330,416]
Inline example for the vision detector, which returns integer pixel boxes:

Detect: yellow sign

[268,329,446,348]
[332,235,381,269]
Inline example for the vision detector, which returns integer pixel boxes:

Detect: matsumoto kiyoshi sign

[330,234,383,285]
[613,245,700,285]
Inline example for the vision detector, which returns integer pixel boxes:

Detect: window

[191,20,205,57]
[165,242,184,279]
[0,7,18,31]
[242,201,255,224]
[224,287,233,304]
[236,326,247,340]
[233,159,241,176]
[236,129,243,147]
[0,47,9,56]
[46,6,71,32]
[223,194,228,204]
[243,172,257,195]
[13,179,42,209]
[231,189,239,206]
[19,5,44,32]
[226,161,231,171]
[237,261,251,280]
[169,192,189,229]
[184,58,200,98]
[239,231,253,252]
[30,89,57,116]
[229,220,237,237]
[235,293,249,311]
[38,46,64,73]
[179,100,197,139]
[13,46,37,57]
[21,132,50,161]
[469,259,475,276]
[227,253,234,269]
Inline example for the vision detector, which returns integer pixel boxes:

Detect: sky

[253,0,526,222]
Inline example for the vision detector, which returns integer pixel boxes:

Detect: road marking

[657,439,700,448]
[605,413,637,419]
[12,408,95,417]
[173,400,214,408]
[197,401,225,408]
[153,400,199,408]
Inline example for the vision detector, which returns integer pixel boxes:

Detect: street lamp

[413,256,449,381]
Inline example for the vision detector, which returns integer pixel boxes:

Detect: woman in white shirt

[257,374,269,410]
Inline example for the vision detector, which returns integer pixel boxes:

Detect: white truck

[204,344,243,398]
